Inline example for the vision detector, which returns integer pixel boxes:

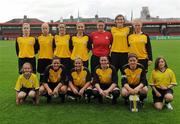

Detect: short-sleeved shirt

[15,73,39,91]
[43,65,67,85]
[16,36,36,58]
[93,65,118,85]
[111,26,130,53]
[70,35,91,61]
[37,34,54,59]
[128,33,152,60]
[54,34,71,58]
[149,68,177,88]
[121,64,147,87]
[69,67,91,87]
[90,31,112,57]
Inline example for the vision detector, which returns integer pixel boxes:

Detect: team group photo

[0,0,180,124]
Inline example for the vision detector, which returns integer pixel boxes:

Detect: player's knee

[28,90,36,98]
[60,85,67,94]
[39,86,45,95]
[165,93,173,102]
[154,103,163,110]
[18,92,26,99]
[142,86,148,94]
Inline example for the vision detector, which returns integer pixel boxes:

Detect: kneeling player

[40,57,67,103]
[150,57,177,110]
[121,53,148,110]
[15,63,39,105]
[93,56,120,104]
[67,57,92,102]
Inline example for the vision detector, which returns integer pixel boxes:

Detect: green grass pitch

[0,40,180,124]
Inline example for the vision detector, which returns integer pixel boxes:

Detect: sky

[0,0,180,22]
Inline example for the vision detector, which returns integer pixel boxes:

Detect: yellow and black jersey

[69,35,91,61]
[54,34,71,58]
[15,73,39,91]
[149,68,177,88]
[128,33,152,60]
[121,64,147,87]
[16,36,38,58]
[69,67,91,87]
[111,26,130,53]
[93,64,118,85]
[37,34,54,59]
[43,64,67,84]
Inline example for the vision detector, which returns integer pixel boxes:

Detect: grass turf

[0,40,180,124]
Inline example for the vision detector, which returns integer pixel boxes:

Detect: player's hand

[72,88,78,95]
[47,89,53,96]
[129,88,135,94]
[155,92,161,97]
[148,60,152,66]
[79,89,85,96]
[53,88,59,95]
[100,90,105,96]
[134,87,140,94]
[103,90,110,96]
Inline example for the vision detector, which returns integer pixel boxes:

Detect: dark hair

[154,57,168,70]
[128,53,138,60]
[52,56,61,62]
[115,14,125,21]
[97,20,105,23]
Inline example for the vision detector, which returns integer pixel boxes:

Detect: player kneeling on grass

[15,62,39,105]
[40,57,67,103]
[67,57,92,102]
[121,53,148,110]
[92,56,120,104]
[149,57,177,110]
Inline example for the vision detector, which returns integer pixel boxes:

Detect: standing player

[128,20,152,73]
[150,57,177,110]
[70,22,91,68]
[90,20,112,75]
[37,23,54,91]
[67,57,92,102]
[111,14,130,74]
[40,57,67,103]
[93,56,120,104]
[15,63,39,105]
[121,53,148,107]
[16,23,38,73]
[54,23,72,75]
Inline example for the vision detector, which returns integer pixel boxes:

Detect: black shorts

[138,59,148,73]
[111,52,128,74]
[98,84,119,90]
[47,83,59,90]
[20,87,34,94]
[18,57,36,74]
[90,55,100,75]
[37,59,52,73]
[152,88,173,103]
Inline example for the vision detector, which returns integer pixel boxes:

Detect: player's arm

[145,34,153,62]
[34,37,39,54]
[15,39,19,56]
